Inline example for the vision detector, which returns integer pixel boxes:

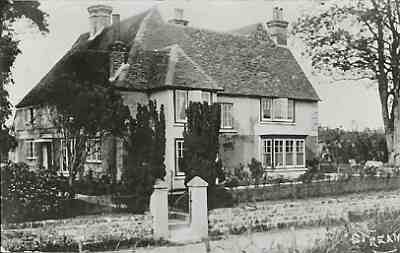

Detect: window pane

[175,91,187,122]
[175,140,184,175]
[274,140,284,167]
[288,99,294,121]
[285,140,294,166]
[296,140,305,166]
[262,139,272,167]
[221,103,233,128]
[273,98,289,120]
[262,98,272,119]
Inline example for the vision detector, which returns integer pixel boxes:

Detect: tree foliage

[293,0,400,164]
[122,101,166,213]
[181,102,221,186]
[319,126,388,163]
[44,51,131,189]
[0,0,48,157]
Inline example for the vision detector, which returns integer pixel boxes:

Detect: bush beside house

[1,162,69,223]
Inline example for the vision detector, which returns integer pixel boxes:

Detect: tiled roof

[16,7,319,108]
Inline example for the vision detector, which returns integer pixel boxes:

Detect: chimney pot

[87,5,113,37]
[168,8,189,26]
[266,6,289,46]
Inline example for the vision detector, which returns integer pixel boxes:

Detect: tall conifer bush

[122,101,165,213]
[181,102,221,186]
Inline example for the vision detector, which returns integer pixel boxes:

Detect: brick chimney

[87,5,113,37]
[109,14,129,81]
[266,7,289,46]
[168,8,189,26]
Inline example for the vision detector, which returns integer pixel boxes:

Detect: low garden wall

[228,176,400,203]
[208,189,400,236]
[1,214,156,252]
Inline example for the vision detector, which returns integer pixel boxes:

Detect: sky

[8,0,383,130]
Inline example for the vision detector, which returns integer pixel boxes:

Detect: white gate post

[150,179,169,240]
[187,176,208,240]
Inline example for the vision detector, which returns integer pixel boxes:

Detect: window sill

[265,167,306,172]
[260,120,295,126]
[219,128,238,134]
[86,160,102,164]
[27,157,37,161]
[174,174,185,179]
[173,122,186,127]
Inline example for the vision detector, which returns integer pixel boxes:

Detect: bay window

[261,97,295,122]
[220,103,234,129]
[261,137,306,168]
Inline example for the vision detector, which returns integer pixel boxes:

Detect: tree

[181,102,221,186]
[293,0,400,165]
[0,1,48,159]
[44,51,131,191]
[122,101,166,213]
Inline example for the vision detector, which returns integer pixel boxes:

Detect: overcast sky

[8,0,383,130]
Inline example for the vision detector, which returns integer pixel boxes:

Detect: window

[261,98,272,120]
[261,98,295,122]
[261,137,306,168]
[262,139,272,168]
[26,140,36,159]
[220,103,234,129]
[274,139,284,167]
[201,91,212,104]
[175,139,185,176]
[296,140,305,166]
[285,140,294,166]
[175,90,188,123]
[86,139,102,162]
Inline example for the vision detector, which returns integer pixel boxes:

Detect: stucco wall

[217,95,318,169]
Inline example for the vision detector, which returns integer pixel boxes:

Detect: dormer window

[261,98,294,122]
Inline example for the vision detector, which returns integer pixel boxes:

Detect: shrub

[1,162,69,223]
[208,187,235,210]
[248,158,263,186]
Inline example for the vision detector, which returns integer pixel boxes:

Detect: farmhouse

[13,5,319,190]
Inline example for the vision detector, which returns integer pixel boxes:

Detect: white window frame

[26,140,36,160]
[261,98,273,120]
[86,139,102,163]
[261,137,306,169]
[285,139,295,167]
[295,139,306,167]
[261,139,273,168]
[274,139,285,168]
[174,90,188,123]
[175,139,185,176]
[220,103,234,129]
[261,98,295,122]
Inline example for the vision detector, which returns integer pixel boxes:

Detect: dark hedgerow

[1,162,69,223]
